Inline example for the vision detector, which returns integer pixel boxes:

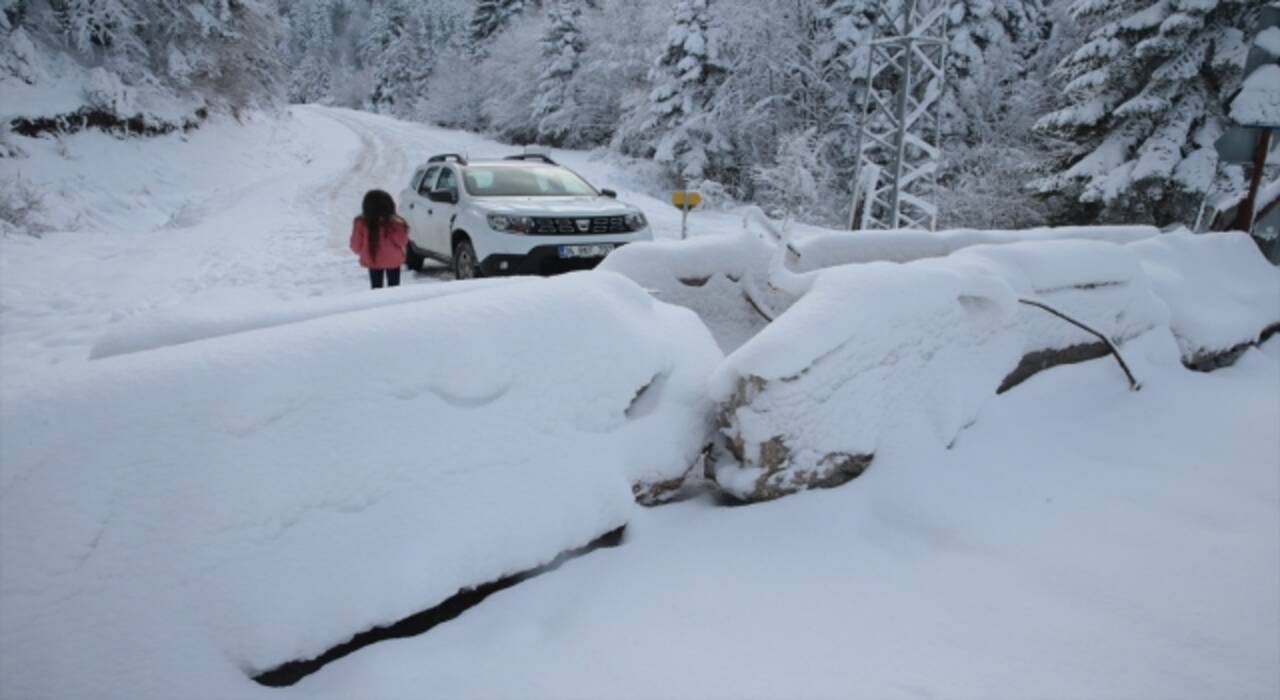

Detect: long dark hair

[361,190,396,261]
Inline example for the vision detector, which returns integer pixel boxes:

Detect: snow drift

[0,271,720,699]
[600,223,1161,353]
[90,277,524,360]
[789,224,1160,269]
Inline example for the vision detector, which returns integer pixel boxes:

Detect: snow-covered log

[791,225,1160,269]
[601,223,1161,354]
[0,271,720,698]
[1128,231,1280,369]
[599,230,799,353]
[710,239,1171,503]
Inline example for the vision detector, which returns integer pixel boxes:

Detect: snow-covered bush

[750,128,835,224]
[0,173,48,236]
[0,271,721,698]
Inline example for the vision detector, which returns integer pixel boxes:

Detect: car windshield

[463,165,597,197]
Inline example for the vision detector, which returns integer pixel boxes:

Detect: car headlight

[624,212,647,231]
[487,214,533,233]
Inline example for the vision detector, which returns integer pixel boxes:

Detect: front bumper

[479,243,628,276]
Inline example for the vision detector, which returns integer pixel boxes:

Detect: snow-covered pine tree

[366,0,431,117]
[531,0,586,145]
[707,0,844,210]
[1032,0,1261,226]
[820,0,881,90]
[290,0,334,104]
[948,1,1045,85]
[817,0,880,179]
[578,0,665,150]
[60,0,144,60]
[633,0,730,184]
[469,0,539,49]
[933,0,1054,228]
[3,0,285,131]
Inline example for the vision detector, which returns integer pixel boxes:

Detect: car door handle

[409,202,414,209]
[427,209,433,215]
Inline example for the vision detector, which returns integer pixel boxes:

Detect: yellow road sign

[672,190,702,208]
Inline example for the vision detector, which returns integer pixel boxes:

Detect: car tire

[453,238,481,280]
[405,242,425,272]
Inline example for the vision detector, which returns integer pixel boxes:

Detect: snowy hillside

[2,106,1279,700]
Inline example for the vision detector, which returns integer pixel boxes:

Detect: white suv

[399,153,653,279]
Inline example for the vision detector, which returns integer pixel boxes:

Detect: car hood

[471,196,640,217]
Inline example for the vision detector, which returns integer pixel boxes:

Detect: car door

[427,166,460,254]
[404,166,439,253]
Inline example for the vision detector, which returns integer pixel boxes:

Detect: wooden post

[678,174,688,240]
[1234,128,1274,233]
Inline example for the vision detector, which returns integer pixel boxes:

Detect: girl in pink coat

[350,189,410,289]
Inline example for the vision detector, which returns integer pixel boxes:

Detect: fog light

[500,261,509,270]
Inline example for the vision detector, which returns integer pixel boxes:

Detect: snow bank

[601,224,1161,353]
[710,239,1169,502]
[1128,231,1280,366]
[90,278,523,359]
[790,224,1159,270]
[0,271,720,699]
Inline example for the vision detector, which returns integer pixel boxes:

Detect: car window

[418,166,440,195]
[410,169,426,192]
[463,166,597,197]
[436,168,457,192]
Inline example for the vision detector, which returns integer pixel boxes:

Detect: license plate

[558,244,615,259]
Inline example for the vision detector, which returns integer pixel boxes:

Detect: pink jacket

[350,215,410,269]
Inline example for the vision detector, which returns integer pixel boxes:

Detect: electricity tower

[849,0,950,231]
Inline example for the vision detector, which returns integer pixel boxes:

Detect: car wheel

[405,242,425,272]
[453,238,480,280]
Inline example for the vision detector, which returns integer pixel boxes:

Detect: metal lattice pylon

[849,0,949,231]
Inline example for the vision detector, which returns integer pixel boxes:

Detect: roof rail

[428,153,468,165]
[504,153,558,165]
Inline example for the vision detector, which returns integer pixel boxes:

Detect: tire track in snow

[296,107,410,250]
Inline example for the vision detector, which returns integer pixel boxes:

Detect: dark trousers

[369,267,401,289]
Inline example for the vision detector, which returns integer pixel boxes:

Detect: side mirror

[601,188,617,199]
[428,189,458,204]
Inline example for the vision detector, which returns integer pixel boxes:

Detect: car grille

[530,216,631,235]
